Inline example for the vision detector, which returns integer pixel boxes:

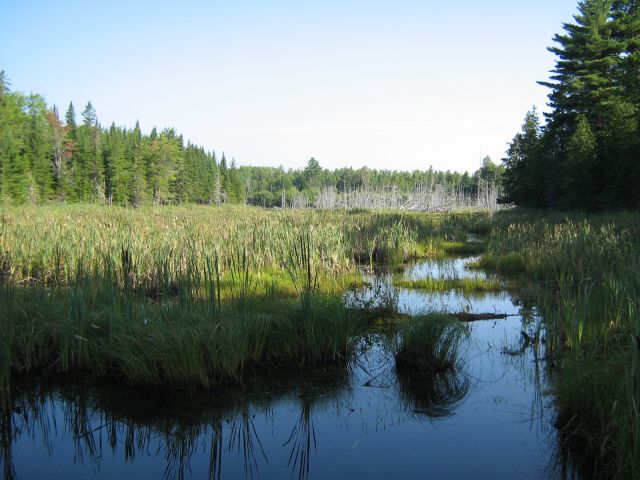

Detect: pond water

[2,257,575,479]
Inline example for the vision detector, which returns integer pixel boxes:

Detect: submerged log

[452,312,512,322]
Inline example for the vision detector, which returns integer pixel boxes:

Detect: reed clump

[393,314,469,373]
[441,241,487,255]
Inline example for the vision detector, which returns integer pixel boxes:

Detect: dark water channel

[2,258,574,479]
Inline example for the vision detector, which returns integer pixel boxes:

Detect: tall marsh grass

[0,205,476,285]
[0,205,483,395]
[486,210,640,479]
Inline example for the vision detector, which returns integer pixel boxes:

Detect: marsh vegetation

[0,205,488,393]
[1,205,637,479]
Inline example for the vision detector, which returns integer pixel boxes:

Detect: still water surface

[3,258,570,479]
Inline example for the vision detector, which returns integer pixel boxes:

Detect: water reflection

[2,343,478,480]
[396,365,470,420]
[345,256,518,316]
[403,256,486,281]
[2,257,578,479]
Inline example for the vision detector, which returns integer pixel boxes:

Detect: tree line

[501,0,640,209]
[0,71,503,208]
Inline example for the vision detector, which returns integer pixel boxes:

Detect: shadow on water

[1,256,582,479]
[1,350,475,480]
[2,368,345,480]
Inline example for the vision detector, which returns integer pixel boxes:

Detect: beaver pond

[2,257,578,479]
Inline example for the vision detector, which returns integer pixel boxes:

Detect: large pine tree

[502,0,640,209]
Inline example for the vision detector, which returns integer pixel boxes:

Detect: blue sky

[1,0,579,172]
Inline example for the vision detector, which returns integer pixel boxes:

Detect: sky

[0,0,579,173]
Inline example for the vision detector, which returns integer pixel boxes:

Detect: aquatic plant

[393,314,469,373]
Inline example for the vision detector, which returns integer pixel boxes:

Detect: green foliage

[441,240,487,255]
[500,109,546,207]
[394,276,502,292]
[0,93,28,202]
[393,314,469,373]
[0,71,501,208]
[0,206,492,392]
[563,115,598,207]
[502,0,640,209]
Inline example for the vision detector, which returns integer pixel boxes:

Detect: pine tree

[25,94,54,201]
[148,128,180,204]
[63,102,78,200]
[72,101,101,201]
[47,105,66,197]
[127,120,147,206]
[500,109,544,206]
[103,123,127,204]
[506,0,640,209]
[563,114,599,207]
[65,102,77,132]
[0,70,10,99]
[540,0,621,132]
[0,88,29,202]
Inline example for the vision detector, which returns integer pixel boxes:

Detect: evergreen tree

[65,102,77,132]
[63,102,78,200]
[500,109,544,206]
[563,114,598,207]
[0,88,28,202]
[103,123,128,205]
[71,101,100,201]
[25,94,53,201]
[127,120,147,206]
[0,70,10,99]
[502,0,640,209]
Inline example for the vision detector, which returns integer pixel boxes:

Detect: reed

[0,205,467,284]
[1,205,483,394]
[485,210,640,479]
[393,314,469,373]
[0,272,358,391]
[441,241,487,255]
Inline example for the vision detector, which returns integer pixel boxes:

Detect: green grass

[467,252,528,275]
[0,204,488,395]
[0,275,359,390]
[0,205,473,282]
[394,276,502,292]
[441,241,487,255]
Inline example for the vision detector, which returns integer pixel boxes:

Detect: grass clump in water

[393,314,469,373]
[0,277,359,391]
